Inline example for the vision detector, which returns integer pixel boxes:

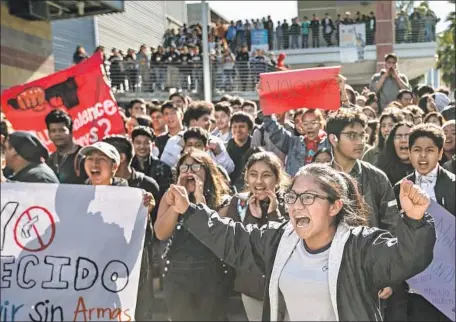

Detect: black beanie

[8,131,49,163]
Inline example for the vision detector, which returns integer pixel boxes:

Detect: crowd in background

[1,47,455,322]
[69,3,440,97]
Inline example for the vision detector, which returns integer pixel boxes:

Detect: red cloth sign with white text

[1,53,125,151]
[259,66,341,115]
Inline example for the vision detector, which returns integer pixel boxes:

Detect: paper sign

[258,66,341,115]
[408,200,455,321]
[251,29,269,52]
[1,53,125,152]
[0,183,147,321]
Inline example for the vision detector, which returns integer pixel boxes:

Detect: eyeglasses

[340,132,367,141]
[302,121,320,126]
[394,134,410,141]
[284,191,330,205]
[179,164,202,173]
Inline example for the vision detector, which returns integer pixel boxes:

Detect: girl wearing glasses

[224,151,289,321]
[377,121,415,185]
[154,148,232,321]
[164,163,435,321]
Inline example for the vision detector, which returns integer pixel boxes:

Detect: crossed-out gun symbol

[21,216,39,239]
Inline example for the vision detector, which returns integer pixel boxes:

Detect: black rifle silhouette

[7,77,79,110]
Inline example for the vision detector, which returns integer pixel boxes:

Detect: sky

[187,0,453,33]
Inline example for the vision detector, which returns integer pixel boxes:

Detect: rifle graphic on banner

[7,77,79,111]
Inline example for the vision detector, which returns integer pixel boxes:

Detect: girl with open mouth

[223,151,289,321]
[154,148,233,321]
[377,121,414,185]
[165,163,436,321]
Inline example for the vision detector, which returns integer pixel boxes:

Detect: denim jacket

[263,115,330,176]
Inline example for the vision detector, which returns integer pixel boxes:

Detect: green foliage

[436,0,456,89]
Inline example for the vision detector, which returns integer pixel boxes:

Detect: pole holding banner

[201,0,212,102]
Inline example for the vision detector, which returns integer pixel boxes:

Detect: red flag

[1,53,125,151]
[259,66,341,115]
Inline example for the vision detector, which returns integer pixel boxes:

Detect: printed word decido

[72,100,117,132]
[0,255,129,293]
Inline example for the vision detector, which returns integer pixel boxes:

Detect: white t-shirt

[279,240,336,321]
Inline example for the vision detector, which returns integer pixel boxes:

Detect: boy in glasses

[326,109,401,232]
[327,108,403,319]
[260,108,329,176]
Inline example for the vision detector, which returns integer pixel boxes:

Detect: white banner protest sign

[0,183,147,322]
[339,23,366,63]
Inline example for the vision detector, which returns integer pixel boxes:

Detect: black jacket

[224,193,288,299]
[321,18,335,34]
[182,203,435,321]
[46,145,87,184]
[10,163,59,183]
[333,160,401,234]
[226,136,252,186]
[131,155,173,199]
[393,166,455,215]
[443,155,455,174]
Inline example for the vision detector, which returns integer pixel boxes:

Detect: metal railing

[107,60,276,98]
[107,25,437,98]
[161,25,437,54]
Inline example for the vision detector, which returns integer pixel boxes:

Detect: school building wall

[0,2,54,91]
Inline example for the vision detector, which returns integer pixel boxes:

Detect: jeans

[163,258,232,321]
[324,32,333,46]
[192,68,203,93]
[424,25,433,42]
[312,33,320,47]
[276,35,283,49]
[291,34,299,49]
[302,34,309,48]
[223,69,234,91]
[154,67,165,91]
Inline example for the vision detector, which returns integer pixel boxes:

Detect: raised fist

[399,180,430,220]
[16,87,46,111]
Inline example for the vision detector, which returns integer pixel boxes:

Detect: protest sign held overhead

[258,66,341,116]
[408,200,456,321]
[0,183,148,322]
[1,53,125,152]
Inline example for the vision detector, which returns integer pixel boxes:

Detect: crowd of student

[1,49,455,321]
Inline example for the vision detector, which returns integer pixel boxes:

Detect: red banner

[1,53,125,151]
[259,66,341,115]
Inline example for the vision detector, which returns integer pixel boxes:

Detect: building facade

[1,0,125,89]
[52,1,187,71]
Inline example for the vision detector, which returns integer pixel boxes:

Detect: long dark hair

[424,111,445,126]
[290,164,369,227]
[378,109,405,149]
[418,94,434,116]
[176,148,230,209]
[377,121,414,184]
[367,119,379,146]
[312,148,333,163]
[244,151,290,194]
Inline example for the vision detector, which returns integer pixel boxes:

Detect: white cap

[79,141,120,165]
[434,92,450,112]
